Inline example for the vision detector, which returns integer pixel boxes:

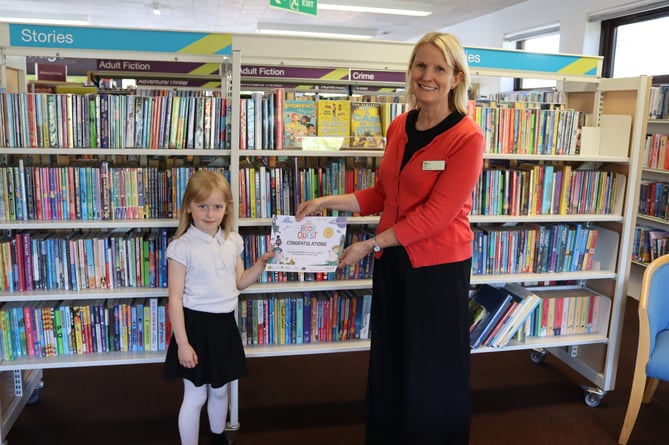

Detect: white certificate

[266,215,348,273]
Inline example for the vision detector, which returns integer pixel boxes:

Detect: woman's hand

[338,240,374,268]
[296,197,324,221]
[178,343,198,368]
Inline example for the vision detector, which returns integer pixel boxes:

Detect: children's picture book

[267,215,347,273]
[350,101,384,149]
[283,99,316,148]
[317,99,351,138]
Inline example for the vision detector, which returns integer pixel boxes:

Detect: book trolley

[0,24,651,442]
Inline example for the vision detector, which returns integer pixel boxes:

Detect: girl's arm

[236,250,275,290]
[167,259,198,368]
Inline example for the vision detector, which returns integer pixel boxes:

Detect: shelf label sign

[96,59,221,75]
[8,24,233,55]
[349,70,406,84]
[270,0,318,16]
[464,47,602,77]
[242,65,348,81]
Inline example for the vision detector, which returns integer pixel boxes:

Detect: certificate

[266,215,348,273]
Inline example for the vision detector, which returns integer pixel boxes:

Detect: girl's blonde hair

[174,170,234,238]
[405,32,471,115]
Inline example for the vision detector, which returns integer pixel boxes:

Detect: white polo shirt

[166,225,244,313]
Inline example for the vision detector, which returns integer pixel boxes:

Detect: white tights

[178,379,229,445]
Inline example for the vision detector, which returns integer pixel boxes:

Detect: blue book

[295,296,303,344]
[469,285,514,349]
[303,293,312,344]
[136,299,145,352]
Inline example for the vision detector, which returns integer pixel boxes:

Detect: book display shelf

[629,85,669,299]
[0,23,238,442]
[0,24,651,440]
[234,34,651,410]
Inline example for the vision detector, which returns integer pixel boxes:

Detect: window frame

[599,5,669,81]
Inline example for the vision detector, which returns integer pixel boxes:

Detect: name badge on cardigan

[422,160,445,171]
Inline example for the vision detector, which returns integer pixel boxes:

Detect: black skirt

[163,307,248,388]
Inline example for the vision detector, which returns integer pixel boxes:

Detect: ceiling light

[152,2,161,15]
[319,0,432,16]
[0,11,90,26]
[257,23,377,40]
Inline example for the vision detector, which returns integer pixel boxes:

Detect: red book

[23,305,37,356]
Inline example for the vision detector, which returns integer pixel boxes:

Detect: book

[488,283,542,347]
[283,99,316,149]
[349,101,384,149]
[316,99,351,139]
[469,284,514,349]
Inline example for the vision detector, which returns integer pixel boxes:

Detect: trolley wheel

[584,392,602,407]
[582,386,605,407]
[26,380,45,405]
[529,349,547,364]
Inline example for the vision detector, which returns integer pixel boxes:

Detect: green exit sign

[270,0,318,16]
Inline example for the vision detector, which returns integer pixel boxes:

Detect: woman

[296,32,484,444]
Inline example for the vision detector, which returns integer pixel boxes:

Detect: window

[512,32,560,90]
[600,5,669,83]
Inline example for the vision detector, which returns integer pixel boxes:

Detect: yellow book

[350,101,384,149]
[557,164,572,215]
[316,99,351,138]
[72,306,85,354]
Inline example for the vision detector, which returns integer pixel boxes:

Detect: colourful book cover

[350,101,384,149]
[283,99,316,149]
[316,100,351,138]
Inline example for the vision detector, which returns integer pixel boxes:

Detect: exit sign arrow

[270,0,318,16]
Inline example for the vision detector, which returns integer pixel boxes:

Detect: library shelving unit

[0,23,237,443]
[233,33,651,409]
[629,110,669,299]
[0,25,652,440]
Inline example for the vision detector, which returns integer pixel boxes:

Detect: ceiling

[1,0,528,42]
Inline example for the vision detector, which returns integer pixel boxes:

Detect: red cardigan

[355,112,484,268]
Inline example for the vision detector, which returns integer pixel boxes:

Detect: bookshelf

[232,34,651,410]
[629,112,669,299]
[0,25,652,438]
[0,22,237,442]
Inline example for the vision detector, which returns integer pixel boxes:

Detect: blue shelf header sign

[464,47,602,77]
[8,24,233,55]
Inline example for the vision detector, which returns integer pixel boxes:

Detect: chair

[619,253,669,444]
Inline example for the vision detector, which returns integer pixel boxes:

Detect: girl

[163,170,274,445]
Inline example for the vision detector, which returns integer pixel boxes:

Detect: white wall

[443,0,650,95]
[444,0,643,55]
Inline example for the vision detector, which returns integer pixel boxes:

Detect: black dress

[163,307,247,388]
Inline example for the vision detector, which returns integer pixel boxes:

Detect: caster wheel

[530,349,547,364]
[584,392,602,407]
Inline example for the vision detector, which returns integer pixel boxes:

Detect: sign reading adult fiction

[267,215,347,273]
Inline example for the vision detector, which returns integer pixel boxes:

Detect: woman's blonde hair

[406,32,471,115]
[174,169,234,238]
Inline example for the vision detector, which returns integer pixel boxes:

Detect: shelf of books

[227,35,652,407]
[0,22,240,441]
[629,84,669,299]
[235,44,647,406]
[0,24,653,433]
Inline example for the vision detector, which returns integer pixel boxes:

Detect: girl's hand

[178,343,198,368]
[338,240,373,268]
[260,249,276,264]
